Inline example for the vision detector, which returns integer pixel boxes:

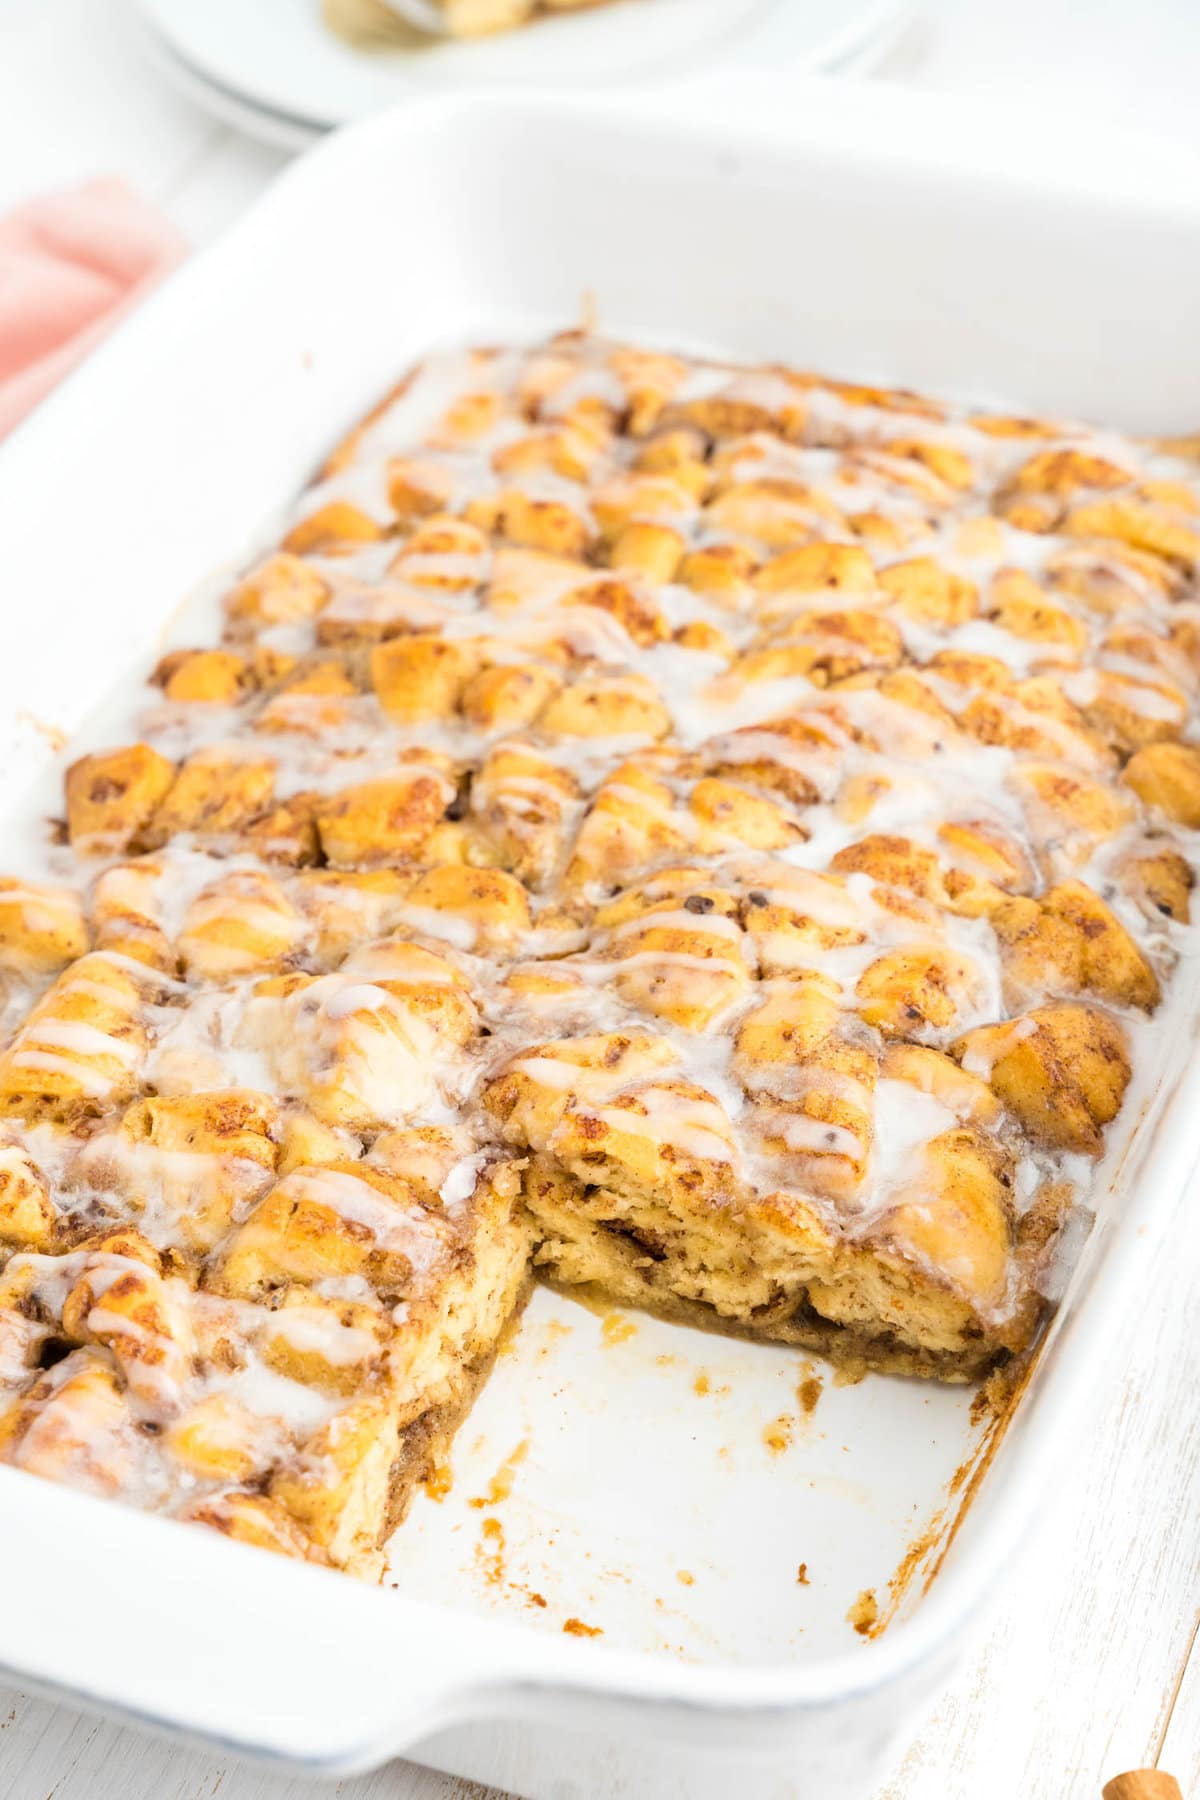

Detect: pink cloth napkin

[0,177,186,439]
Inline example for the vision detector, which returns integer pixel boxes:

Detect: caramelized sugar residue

[763,1416,794,1454]
[468,1437,531,1509]
[848,1588,879,1636]
[797,1362,824,1416]
[476,1516,506,1586]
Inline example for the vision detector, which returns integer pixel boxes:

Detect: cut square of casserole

[0,1109,530,1575]
[1,330,1198,1571]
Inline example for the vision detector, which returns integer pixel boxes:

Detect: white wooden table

[0,1,1199,1795]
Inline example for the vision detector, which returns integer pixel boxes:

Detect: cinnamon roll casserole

[0,333,1196,1576]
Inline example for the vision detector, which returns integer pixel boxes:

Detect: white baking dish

[1,75,1199,1800]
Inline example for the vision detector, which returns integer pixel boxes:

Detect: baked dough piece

[0,1156,529,1574]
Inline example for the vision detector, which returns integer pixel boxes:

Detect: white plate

[133,0,909,130]
[134,20,899,161]
[132,16,325,152]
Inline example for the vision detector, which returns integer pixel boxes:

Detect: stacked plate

[132,0,912,150]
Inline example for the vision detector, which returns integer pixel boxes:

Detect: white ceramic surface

[1,75,1200,1799]
[133,0,909,124]
[131,15,325,151]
